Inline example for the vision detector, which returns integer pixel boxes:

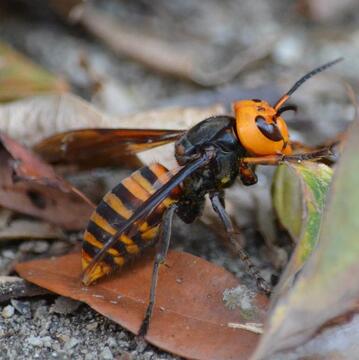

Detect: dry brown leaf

[0,132,94,230]
[16,250,268,360]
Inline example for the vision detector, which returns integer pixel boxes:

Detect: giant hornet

[37,58,342,335]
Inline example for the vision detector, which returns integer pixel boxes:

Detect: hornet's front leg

[240,147,333,166]
[210,192,272,295]
[239,163,258,186]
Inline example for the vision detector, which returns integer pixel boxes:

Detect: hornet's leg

[139,204,177,337]
[241,147,333,166]
[210,193,272,296]
[239,163,258,186]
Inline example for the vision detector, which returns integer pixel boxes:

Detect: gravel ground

[0,0,358,358]
[0,298,178,360]
[0,219,264,360]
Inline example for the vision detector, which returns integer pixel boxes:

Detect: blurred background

[0,0,356,142]
[0,1,358,358]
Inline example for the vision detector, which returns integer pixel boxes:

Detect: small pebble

[85,353,95,360]
[49,241,70,255]
[42,336,53,348]
[143,351,154,360]
[100,346,113,360]
[2,250,16,259]
[11,299,31,316]
[135,337,147,352]
[19,241,34,252]
[86,322,98,331]
[50,296,81,315]
[118,331,127,340]
[58,334,70,343]
[118,352,133,360]
[27,336,43,347]
[33,240,50,253]
[34,305,48,319]
[106,336,117,348]
[19,240,49,253]
[64,337,80,350]
[2,305,15,318]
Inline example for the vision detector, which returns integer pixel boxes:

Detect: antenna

[274,58,343,111]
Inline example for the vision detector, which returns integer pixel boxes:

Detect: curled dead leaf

[0,132,94,230]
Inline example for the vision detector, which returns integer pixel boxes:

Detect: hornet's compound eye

[255,116,283,142]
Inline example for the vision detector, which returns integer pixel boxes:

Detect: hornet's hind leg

[139,204,177,337]
[210,192,272,296]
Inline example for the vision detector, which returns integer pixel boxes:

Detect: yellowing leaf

[0,42,68,102]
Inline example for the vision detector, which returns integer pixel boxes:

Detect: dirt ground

[0,0,358,359]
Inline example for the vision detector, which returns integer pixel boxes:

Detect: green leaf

[253,118,359,359]
[0,42,68,102]
[271,162,332,299]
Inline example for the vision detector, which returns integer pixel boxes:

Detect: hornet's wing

[34,128,185,167]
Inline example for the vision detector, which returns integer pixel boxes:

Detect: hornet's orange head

[232,58,343,156]
[233,99,292,156]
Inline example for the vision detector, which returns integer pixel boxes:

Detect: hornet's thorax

[174,116,244,223]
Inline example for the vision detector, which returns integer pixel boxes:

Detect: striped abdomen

[82,163,181,285]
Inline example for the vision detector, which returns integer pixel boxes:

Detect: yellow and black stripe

[82,163,181,284]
